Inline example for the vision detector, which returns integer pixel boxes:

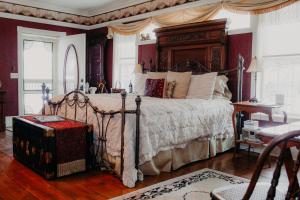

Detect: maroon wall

[0,17,84,116]
[137,33,253,102]
[138,44,156,70]
[227,33,252,102]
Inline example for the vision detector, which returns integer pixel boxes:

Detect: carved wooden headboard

[153,19,228,74]
[140,19,245,101]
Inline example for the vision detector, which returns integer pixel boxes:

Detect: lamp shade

[246,56,261,73]
[134,64,143,73]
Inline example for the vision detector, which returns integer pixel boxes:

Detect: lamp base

[249,97,258,103]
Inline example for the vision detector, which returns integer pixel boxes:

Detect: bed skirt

[105,135,234,176]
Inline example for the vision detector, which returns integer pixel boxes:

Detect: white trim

[0,12,90,30]
[17,27,67,38]
[5,116,17,129]
[227,28,252,35]
[137,39,157,46]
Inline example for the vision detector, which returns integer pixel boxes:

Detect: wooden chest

[13,116,93,179]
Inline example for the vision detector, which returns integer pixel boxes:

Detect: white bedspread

[48,94,234,187]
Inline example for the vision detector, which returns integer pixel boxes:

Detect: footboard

[42,89,141,182]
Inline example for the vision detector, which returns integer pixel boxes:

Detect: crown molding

[88,0,150,16]
[0,0,218,29]
[0,12,90,30]
[0,0,88,16]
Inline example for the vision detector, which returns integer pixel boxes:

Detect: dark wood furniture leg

[285,148,299,193]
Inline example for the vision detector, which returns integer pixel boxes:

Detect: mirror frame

[63,44,80,94]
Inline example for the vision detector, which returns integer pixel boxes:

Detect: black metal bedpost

[135,96,141,172]
[237,54,245,102]
[236,54,245,150]
[120,91,126,178]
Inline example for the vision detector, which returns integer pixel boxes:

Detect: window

[113,33,136,90]
[256,1,300,117]
[213,9,251,30]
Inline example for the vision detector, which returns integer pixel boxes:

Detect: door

[18,31,86,115]
[20,37,56,115]
[57,34,86,94]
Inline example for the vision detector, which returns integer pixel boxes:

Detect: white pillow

[186,72,218,99]
[133,73,148,95]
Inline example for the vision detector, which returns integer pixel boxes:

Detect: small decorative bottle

[129,81,133,93]
[79,79,84,91]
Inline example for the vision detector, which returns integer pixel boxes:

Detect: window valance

[107,0,297,38]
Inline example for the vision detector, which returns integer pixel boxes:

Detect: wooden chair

[211,129,300,200]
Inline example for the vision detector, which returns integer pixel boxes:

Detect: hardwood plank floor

[0,130,288,199]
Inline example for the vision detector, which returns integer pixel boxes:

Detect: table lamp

[247,56,261,103]
[134,64,143,74]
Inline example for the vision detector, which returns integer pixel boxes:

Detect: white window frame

[17,27,66,115]
[112,33,137,90]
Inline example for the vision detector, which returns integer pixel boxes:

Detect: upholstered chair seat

[211,182,286,200]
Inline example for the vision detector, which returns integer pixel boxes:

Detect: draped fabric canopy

[107,0,297,38]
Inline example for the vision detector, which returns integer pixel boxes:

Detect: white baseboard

[5,116,17,128]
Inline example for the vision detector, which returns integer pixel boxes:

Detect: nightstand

[232,101,287,158]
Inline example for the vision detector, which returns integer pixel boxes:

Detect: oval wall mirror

[63,44,79,94]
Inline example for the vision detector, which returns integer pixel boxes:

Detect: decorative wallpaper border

[0,0,199,26]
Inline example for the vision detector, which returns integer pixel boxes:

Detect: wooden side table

[232,101,287,157]
[0,91,6,132]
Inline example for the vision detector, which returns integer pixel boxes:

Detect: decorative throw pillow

[144,78,165,98]
[147,72,167,96]
[213,75,232,100]
[133,73,148,95]
[166,71,192,99]
[186,72,218,100]
[165,81,176,98]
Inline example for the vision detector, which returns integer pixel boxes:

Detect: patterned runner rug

[111,168,248,200]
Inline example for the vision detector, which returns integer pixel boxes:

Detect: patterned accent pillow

[165,81,176,98]
[144,78,165,98]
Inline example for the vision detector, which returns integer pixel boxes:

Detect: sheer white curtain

[257,1,300,117]
[113,33,136,91]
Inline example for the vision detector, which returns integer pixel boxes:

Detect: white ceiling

[4,0,149,16]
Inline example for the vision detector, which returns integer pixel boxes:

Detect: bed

[46,91,234,187]
[44,19,245,188]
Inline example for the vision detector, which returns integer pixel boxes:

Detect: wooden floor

[0,130,289,200]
